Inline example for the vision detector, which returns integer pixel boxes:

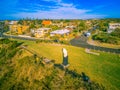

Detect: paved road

[2,34,41,41]
[70,28,120,54]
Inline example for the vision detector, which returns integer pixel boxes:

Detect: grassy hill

[0,38,104,90]
[15,39,120,90]
[0,38,120,90]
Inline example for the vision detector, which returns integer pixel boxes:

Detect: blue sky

[0,0,120,20]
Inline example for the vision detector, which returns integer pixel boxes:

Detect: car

[84,32,91,37]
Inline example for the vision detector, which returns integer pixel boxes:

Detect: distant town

[0,19,120,46]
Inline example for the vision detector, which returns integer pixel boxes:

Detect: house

[9,24,29,34]
[17,25,29,34]
[65,25,76,31]
[52,22,63,27]
[42,20,52,26]
[108,23,120,33]
[9,21,18,25]
[86,20,91,25]
[9,25,17,32]
[50,29,70,36]
[31,28,51,38]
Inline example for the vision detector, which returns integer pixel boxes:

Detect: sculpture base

[61,64,69,69]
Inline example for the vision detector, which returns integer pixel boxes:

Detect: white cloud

[41,0,62,4]
[60,3,73,7]
[11,1,106,19]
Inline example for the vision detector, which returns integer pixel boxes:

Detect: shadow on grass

[54,64,105,89]
[54,64,89,81]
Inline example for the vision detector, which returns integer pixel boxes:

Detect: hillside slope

[15,39,120,90]
[0,39,104,90]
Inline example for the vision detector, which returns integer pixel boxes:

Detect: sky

[0,0,120,20]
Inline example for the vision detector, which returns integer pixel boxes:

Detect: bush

[0,38,11,44]
[36,39,53,43]
[0,48,6,58]
[92,33,120,44]
[35,39,70,45]
[59,40,70,45]
[110,28,120,38]
[8,49,18,59]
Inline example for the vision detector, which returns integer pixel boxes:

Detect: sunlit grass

[13,39,120,90]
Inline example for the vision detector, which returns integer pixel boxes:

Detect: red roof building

[42,20,52,26]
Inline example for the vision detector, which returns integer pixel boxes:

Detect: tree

[111,28,120,38]
[78,21,86,31]
[98,20,108,32]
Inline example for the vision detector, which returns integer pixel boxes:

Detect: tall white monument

[62,48,69,67]
[63,48,68,57]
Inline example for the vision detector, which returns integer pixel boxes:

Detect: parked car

[84,32,91,37]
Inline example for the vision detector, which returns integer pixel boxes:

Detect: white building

[50,29,70,36]
[108,23,120,33]
[65,25,76,29]
[31,28,51,37]
[65,25,76,31]
[9,21,18,25]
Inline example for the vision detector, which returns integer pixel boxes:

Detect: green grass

[0,39,104,90]
[13,39,120,90]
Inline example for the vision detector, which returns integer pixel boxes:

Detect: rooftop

[37,28,51,31]
[50,29,70,35]
[42,20,52,25]
[109,23,120,25]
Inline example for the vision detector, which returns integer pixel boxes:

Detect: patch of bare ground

[85,48,100,55]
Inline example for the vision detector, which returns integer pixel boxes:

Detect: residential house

[108,23,120,33]
[9,25,17,32]
[9,21,18,25]
[17,25,29,34]
[31,28,51,38]
[65,25,76,31]
[86,20,92,26]
[9,24,29,34]
[50,29,70,36]
[52,22,63,27]
[42,20,52,26]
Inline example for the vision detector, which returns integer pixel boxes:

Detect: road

[70,26,120,54]
[2,34,40,41]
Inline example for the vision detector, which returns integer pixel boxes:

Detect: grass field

[14,39,120,90]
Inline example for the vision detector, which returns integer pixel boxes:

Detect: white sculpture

[62,48,68,57]
[62,48,69,68]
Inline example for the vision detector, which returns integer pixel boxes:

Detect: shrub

[0,38,11,44]
[92,33,120,44]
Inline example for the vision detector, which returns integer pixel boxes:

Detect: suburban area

[0,0,120,90]
[1,19,120,51]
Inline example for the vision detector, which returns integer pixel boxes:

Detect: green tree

[111,28,120,38]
